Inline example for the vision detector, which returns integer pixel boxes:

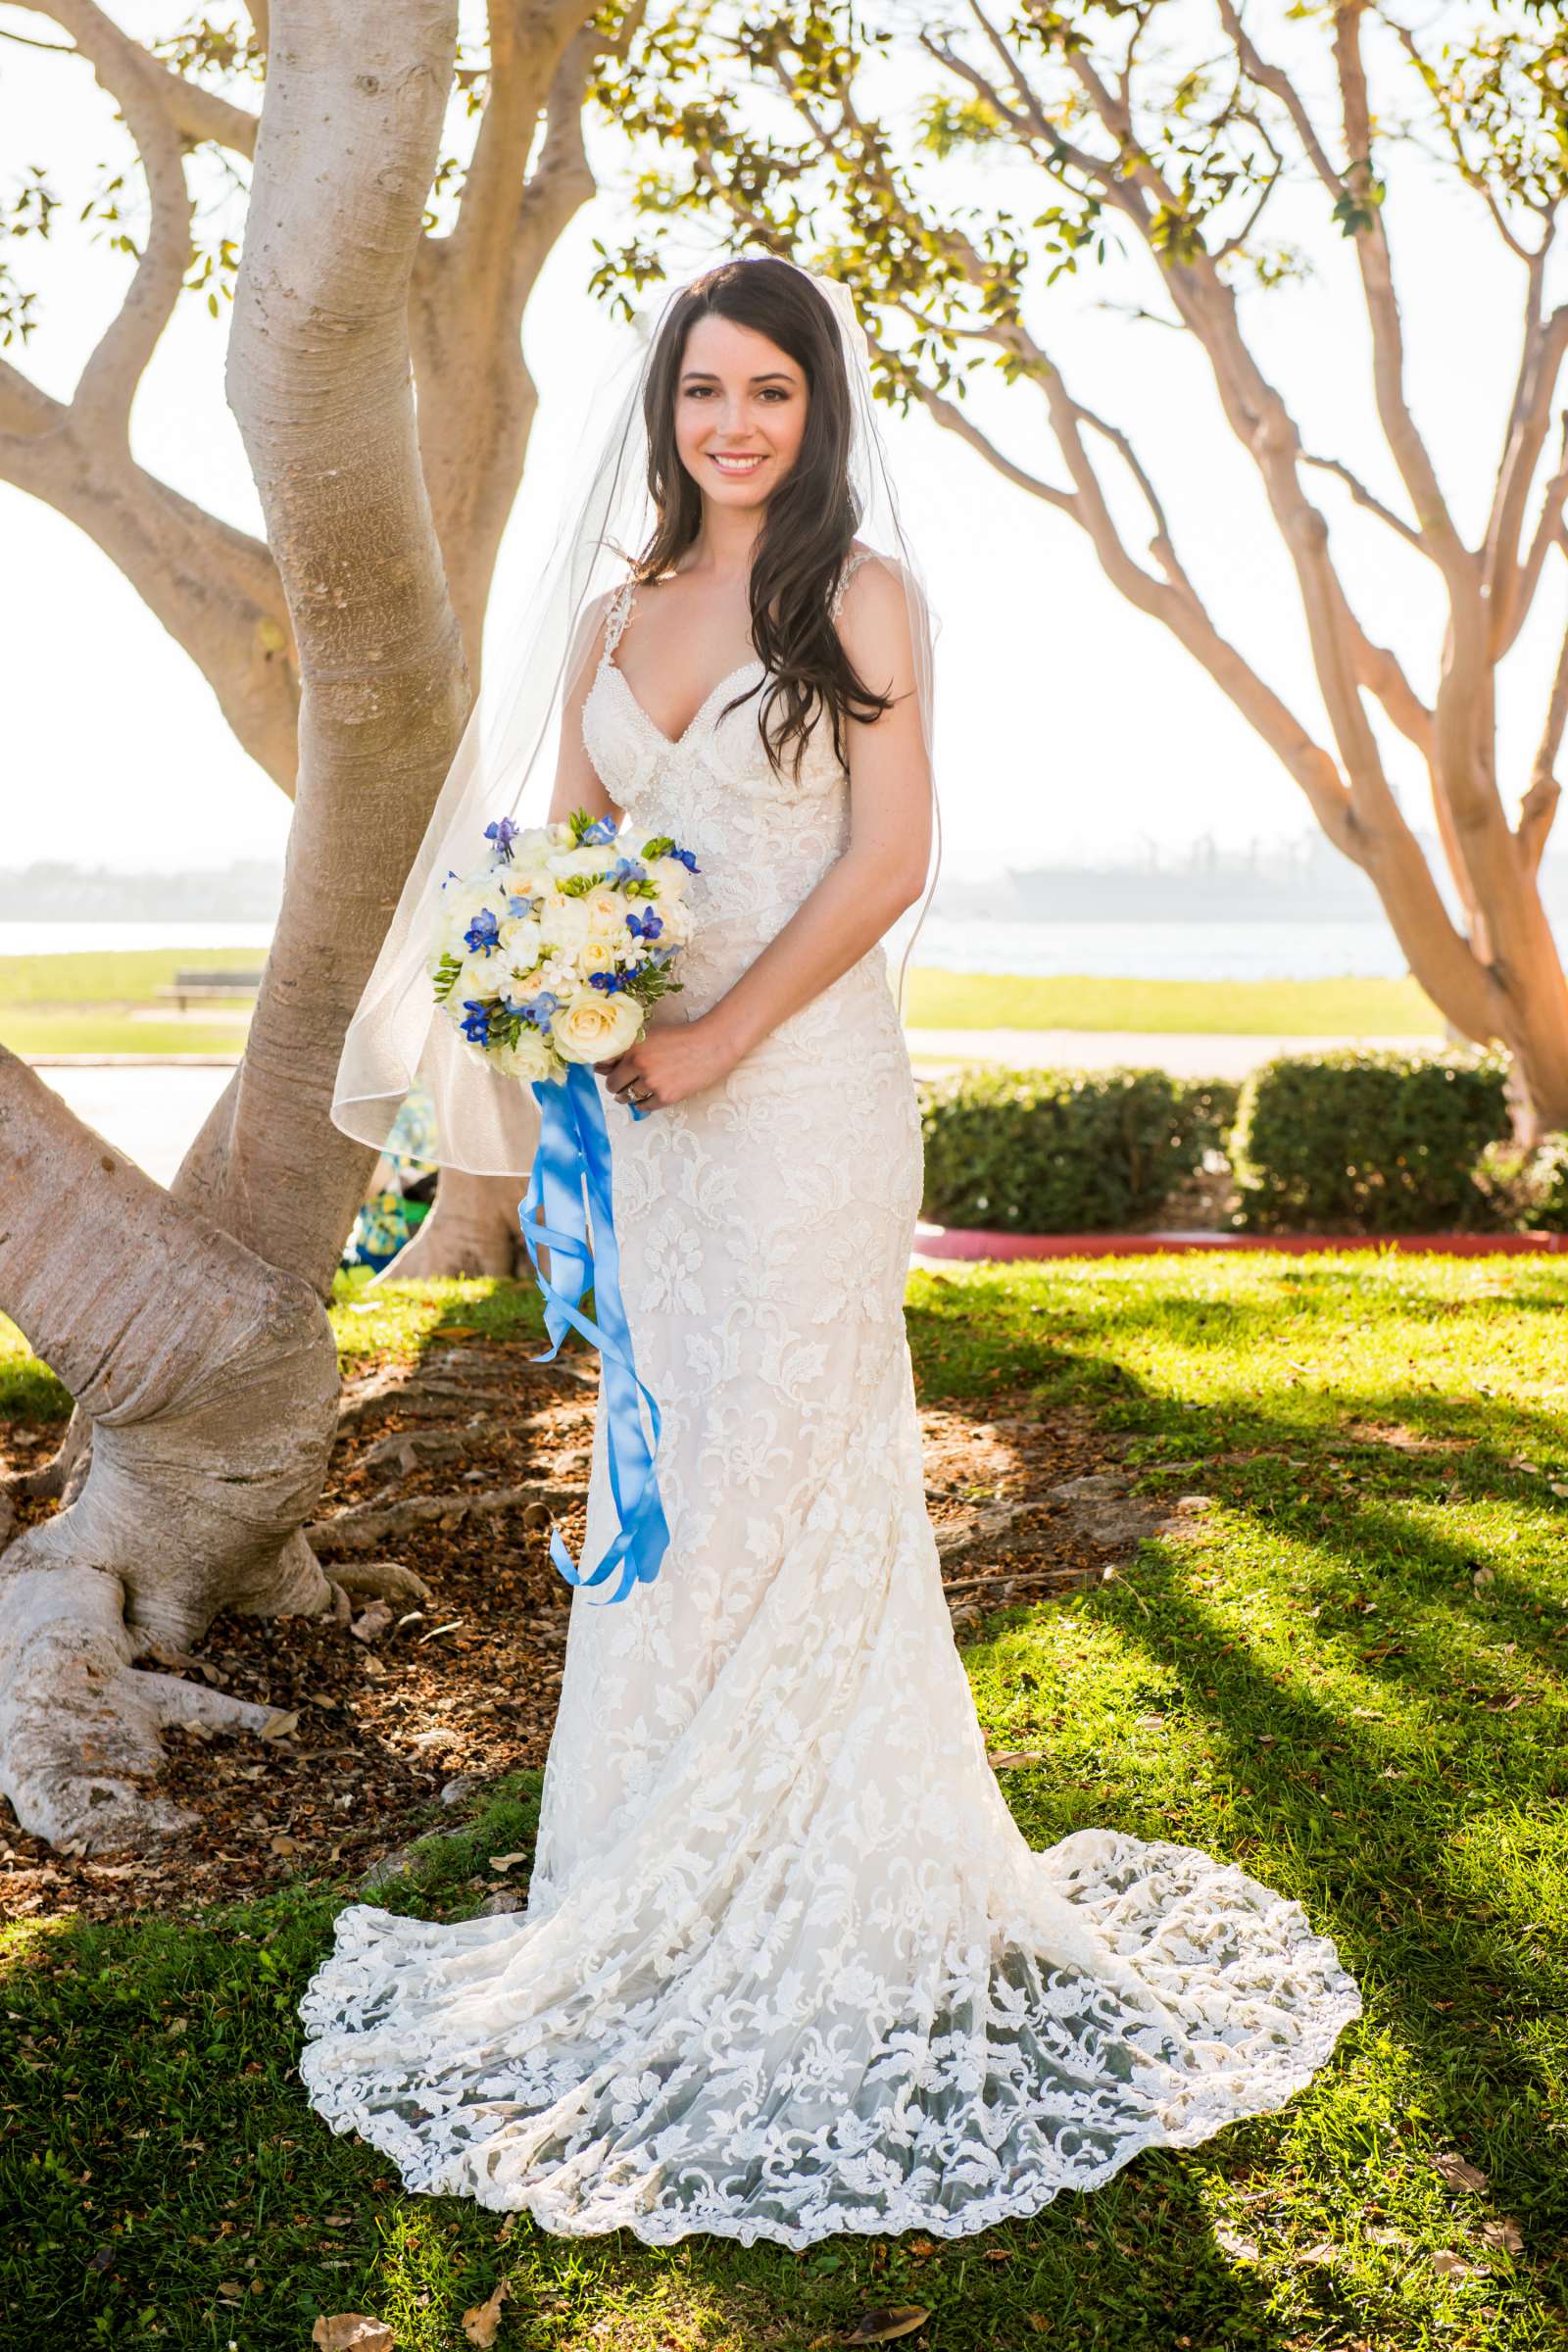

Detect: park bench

[156,967,265,1011]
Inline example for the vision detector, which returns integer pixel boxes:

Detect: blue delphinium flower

[608,856,647,888]
[501,988,561,1029]
[505,892,537,918]
[625,908,663,941]
[580,814,619,846]
[667,845,700,872]
[588,969,629,994]
[461,999,493,1044]
[464,907,502,955]
[484,817,519,861]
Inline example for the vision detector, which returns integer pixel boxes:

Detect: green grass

[0,948,263,1007]
[4,1256,1568,2349]
[0,948,258,1057]
[901,968,1445,1036]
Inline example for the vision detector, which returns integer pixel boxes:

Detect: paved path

[31,1025,1448,1186]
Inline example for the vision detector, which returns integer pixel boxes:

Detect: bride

[299,256,1362,2247]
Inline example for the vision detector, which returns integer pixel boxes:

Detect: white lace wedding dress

[298,550,1363,2247]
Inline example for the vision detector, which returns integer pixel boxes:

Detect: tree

[599,0,1568,1136]
[0,0,612,1278]
[0,0,612,1848]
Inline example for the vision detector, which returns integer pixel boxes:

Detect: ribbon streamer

[517,1062,669,1604]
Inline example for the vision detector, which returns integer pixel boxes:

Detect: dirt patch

[0,1341,1149,1926]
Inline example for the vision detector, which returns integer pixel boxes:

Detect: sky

[2,4,1565,885]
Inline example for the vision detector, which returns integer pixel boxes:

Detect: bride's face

[673,313,809,512]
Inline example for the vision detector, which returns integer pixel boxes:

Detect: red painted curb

[911,1223,1568,1261]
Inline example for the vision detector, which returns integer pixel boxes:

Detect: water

[889,911,1410,983]
[6,911,1409,983]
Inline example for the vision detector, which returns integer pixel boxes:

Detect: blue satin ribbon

[517,1062,669,1604]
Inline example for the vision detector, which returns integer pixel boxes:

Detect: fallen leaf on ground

[313,2319,394,2351]
[1432,2151,1490,2194]
[351,1601,394,1644]
[1429,2250,1484,2281]
[462,2276,511,2346]
[842,2310,931,2346]
[488,1851,530,1873]
[259,1709,300,1740]
[1480,2218,1524,2254]
[985,1750,1043,1771]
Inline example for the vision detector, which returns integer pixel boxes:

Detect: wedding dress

[297,549,1363,2247]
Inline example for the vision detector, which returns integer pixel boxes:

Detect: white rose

[496,914,544,969]
[457,952,504,1003]
[489,1029,559,1085]
[582,883,629,942]
[539,893,591,954]
[551,986,644,1064]
[648,855,690,905]
[654,898,693,948]
[577,935,621,978]
[548,842,617,883]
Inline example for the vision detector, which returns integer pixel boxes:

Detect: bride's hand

[596,1017,738,1113]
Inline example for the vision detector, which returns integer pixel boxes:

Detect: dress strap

[602,576,638,662]
[830,545,875,624]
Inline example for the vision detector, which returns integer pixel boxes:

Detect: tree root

[307,1484,571,1554]
[0,1565,284,1851]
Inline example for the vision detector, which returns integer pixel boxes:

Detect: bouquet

[428,807,699,1084]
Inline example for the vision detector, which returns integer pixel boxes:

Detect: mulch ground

[0,1334,1134,1930]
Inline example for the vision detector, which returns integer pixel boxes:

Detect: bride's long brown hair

[633,258,896,782]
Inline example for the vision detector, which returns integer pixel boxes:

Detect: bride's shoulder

[831,542,914,648]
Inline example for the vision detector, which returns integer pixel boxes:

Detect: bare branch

[1520,580,1568,871]
[1215,0,1343,200]
[1300,450,1426,553]
[1332,5,1471,583]
[16,0,192,431]
[1488,303,1568,653]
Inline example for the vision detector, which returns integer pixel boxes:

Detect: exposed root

[331,1557,433,1605]
[0,1565,281,1851]
[307,1483,571,1554]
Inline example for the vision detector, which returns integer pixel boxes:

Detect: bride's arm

[599,560,930,1109]
[547,593,623,827]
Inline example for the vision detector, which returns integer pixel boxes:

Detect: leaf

[842,2310,932,2345]
[312,2320,395,2351]
[488,1852,530,1874]
[1429,2249,1483,2281]
[985,1750,1043,1771]
[351,1601,394,1644]
[1480,2218,1524,2254]
[1432,2150,1490,2194]
[259,1709,300,1740]
[462,2277,511,2346]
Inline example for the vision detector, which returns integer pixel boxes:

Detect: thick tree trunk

[0,1054,340,1848]
[0,0,473,1852]
[380,1166,533,1281]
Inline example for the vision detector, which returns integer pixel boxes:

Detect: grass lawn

[3,1255,1567,2351]
[0,950,1444,1055]
[901,969,1445,1037]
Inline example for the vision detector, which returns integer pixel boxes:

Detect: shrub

[1230,1048,1512,1233]
[1473,1132,1568,1233]
[917,1064,1240,1233]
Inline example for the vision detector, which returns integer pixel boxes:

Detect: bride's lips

[709,451,768,476]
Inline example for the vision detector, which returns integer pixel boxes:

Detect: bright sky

[2,4,1564,884]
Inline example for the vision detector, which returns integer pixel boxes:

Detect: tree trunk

[0,1054,340,1848]
[0,0,473,1852]
[379,1165,534,1281]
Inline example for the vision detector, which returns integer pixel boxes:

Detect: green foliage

[918,1063,1238,1231]
[1231,1049,1513,1234]
[1474,1131,1568,1234]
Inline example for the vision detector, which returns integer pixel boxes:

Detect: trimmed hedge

[917,1064,1240,1233]
[1230,1048,1513,1233]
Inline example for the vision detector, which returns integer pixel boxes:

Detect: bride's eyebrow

[679,368,798,386]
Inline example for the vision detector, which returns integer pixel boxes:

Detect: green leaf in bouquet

[431,951,464,1003]
[640,835,675,859]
